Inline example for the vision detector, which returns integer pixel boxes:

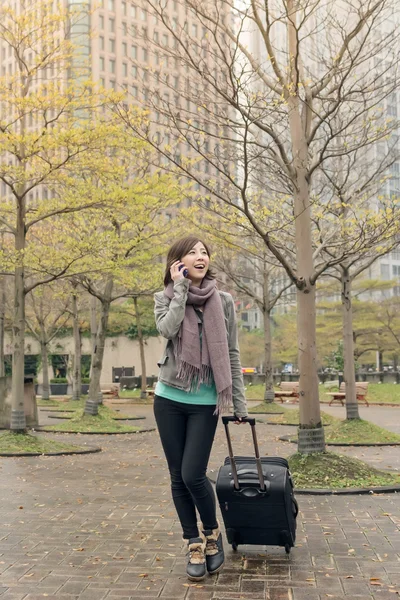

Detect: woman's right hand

[170,260,187,282]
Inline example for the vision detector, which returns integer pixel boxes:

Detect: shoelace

[206,539,218,555]
[189,547,204,562]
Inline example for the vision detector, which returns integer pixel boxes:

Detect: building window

[122,22,127,36]
[122,62,128,77]
[131,85,138,97]
[99,36,104,50]
[381,263,390,280]
[140,8,147,20]
[100,56,105,71]
[122,42,127,56]
[142,47,148,61]
[110,80,116,90]
[109,59,115,74]
[393,265,400,277]
[109,18,115,33]
[108,0,114,10]
[131,65,137,78]
[122,1,127,16]
[99,15,104,29]
[109,38,115,53]
[131,45,137,59]
[131,3,136,18]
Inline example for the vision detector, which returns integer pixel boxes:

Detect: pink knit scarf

[164,279,232,414]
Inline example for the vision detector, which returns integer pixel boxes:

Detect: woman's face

[181,241,210,285]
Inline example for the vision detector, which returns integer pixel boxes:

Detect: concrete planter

[50,383,68,396]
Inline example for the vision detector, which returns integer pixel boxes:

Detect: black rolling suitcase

[216,416,298,554]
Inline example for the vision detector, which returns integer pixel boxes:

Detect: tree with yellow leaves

[59,167,183,415]
[0,1,177,430]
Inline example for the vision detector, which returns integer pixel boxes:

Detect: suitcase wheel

[285,544,291,554]
[231,542,238,552]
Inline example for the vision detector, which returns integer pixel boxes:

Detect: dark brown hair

[163,235,216,286]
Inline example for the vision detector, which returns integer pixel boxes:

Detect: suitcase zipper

[224,502,229,511]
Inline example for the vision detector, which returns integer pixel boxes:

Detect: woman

[153,235,248,581]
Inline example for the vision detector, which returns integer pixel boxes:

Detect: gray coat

[154,279,248,418]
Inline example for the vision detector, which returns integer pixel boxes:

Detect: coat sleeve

[224,294,248,418]
[154,279,190,340]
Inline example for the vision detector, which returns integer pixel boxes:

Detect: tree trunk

[263,310,274,402]
[287,0,324,453]
[72,289,82,401]
[262,265,274,402]
[134,297,148,399]
[378,351,384,373]
[0,271,5,378]
[40,337,50,401]
[89,295,97,380]
[85,279,114,416]
[341,268,360,419]
[11,200,27,432]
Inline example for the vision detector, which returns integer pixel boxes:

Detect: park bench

[100,383,120,399]
[327,381,369,407]
[275,381,299,403]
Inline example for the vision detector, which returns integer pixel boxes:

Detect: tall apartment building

[1,0,225,209]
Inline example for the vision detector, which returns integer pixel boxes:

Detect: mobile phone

[179,264,189,277]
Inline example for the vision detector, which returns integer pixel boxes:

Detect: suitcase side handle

[222,416,266,492]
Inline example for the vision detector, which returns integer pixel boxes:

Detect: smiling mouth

[194,265,205,269]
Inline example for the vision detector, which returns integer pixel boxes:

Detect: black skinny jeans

[154,394,219,539]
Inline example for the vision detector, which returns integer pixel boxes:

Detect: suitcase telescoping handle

[221,416,266,492]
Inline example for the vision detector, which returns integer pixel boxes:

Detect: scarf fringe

[177,359,232,415]
[177,360,214,391]
[214,386,233,416]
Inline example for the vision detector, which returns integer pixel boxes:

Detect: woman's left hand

[233,415,247,425]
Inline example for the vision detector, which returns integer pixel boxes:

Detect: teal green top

[155,380,217,405]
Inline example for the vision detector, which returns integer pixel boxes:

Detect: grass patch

[42,400,140,433]
[37,398,65,407]
[51,403,134,421]
[43,410,141,433]
[0,431,89,454]
[247,382,400,404]
[288,451,400,489]
[324,419,400,444]
[320,383,400,404]
[268,409,339,426]
[119,389,141,399]
[118,389,154,404]
[244,384,269,400]
[41,399,132,418]
[38,398,87,410]
[248,402,285,414]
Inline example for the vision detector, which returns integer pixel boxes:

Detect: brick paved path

[0,404,399,600]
